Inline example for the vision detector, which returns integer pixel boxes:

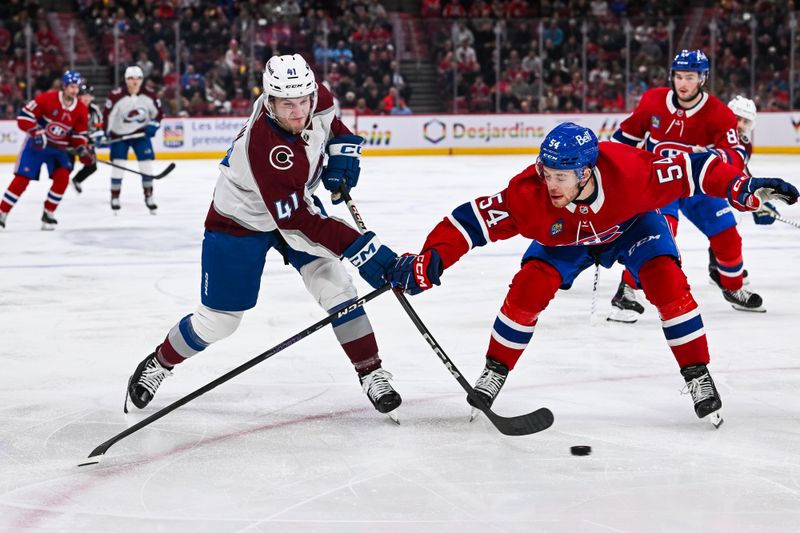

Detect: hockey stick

[758,204,800,229]
[589,263,603,326]
[95,158,176,180]
[78,284,391,466]
[338,190,554,436]
[97,132,146,146]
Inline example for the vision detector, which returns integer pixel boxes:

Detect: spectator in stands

[443,0,466,18]
[390,98,412,115]
[354,96,372,115]
[469,74,492,111]
[421,0,442,18]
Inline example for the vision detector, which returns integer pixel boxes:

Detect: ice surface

[1,155,799,532]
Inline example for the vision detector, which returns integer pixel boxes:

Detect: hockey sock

[639,256,709,368]
[621,268,637,289]
[709,226,744,291]
[158,314,211,366]
[1,175,30,213]
[486,259,561,370]
[328,298,382,375]
[44,168,69,213]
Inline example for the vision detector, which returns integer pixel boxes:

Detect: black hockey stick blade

[393,288,554,436]
[78,284,392,466]
[152,162,176,180]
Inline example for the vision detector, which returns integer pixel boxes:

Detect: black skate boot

[608,279,644,323]
[71,177,83,194]
[41,210,57,231]
[125,351,173,412]
[110,192,121,213]
[144,187,157,214]
[680,363,723,428]
[722,286,764,312]
[468,357,509,421]
[708,247,749,288]
[359,368,402,421]
[0,211,7,230]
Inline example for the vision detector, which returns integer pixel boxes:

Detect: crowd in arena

[0,0,797,119]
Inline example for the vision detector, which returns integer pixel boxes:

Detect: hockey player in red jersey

[0,70,92,230]
[708,96,779,283]
[124,54,403,419]
[387,122,799,426]
[609,50,763,318]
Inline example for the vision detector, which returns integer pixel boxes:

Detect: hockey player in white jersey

[124,54,403,420]
[103,65,163,213]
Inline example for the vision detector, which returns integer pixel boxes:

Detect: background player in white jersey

[609,50,763,318]
[124,54,403,420]
[70,83,103,194]
[104,65,163,213]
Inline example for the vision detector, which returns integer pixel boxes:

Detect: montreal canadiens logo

[269,145,294,170]
[45,122,69,139]
[653,141,693,158]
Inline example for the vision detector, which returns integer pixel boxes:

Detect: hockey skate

[359,368,401,423]
[41,210,57,231]
[721,286,765,312]
[71,178,83,194]
[0,211,6,230]
[680,363,723,428]
[124,351,173,413]
[468,357,509,421]
[144,188,157,214]
[608,280,644,323]
[110,195,121,213]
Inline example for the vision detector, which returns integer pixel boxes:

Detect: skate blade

[729,304,766,313]
[469,407,480,422]
[148,210,157,216]
[709,411,724,429]
[606,309,639,323]
[41,224,56,231]
[387,410,400,425]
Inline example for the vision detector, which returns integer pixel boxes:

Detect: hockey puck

[570,445,592,456]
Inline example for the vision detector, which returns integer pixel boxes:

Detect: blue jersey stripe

[452,202,488,248]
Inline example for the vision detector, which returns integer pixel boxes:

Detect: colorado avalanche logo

[122,107,148,124]
[269,145,294,170]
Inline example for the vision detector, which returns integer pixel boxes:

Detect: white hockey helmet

[262,54,318,122]
[125,65,144,79]
[728,95,756,123]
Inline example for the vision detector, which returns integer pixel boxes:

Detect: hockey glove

[389,249,443,295]
[29,128,47,149]
[322,135,364,204]
[144,121,160,138]
[343,231,398,289]
[752,201,778,225]
[90,130,109,147]
[728,176,799,212]
[76,144,95,166]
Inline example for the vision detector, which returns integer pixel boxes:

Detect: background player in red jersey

[387,122,799,427]
[124,54,403,420]
[0,70,92,230]
[609,50,763,318]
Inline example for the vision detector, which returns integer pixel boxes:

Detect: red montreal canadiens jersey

[614,87,745,169]
[17,89,89,150]
[420,142,745,270]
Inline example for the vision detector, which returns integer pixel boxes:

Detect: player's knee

[190,304,243,344]
[503,260,561,323]
[639,255,690,308]
[301,258,357,310]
